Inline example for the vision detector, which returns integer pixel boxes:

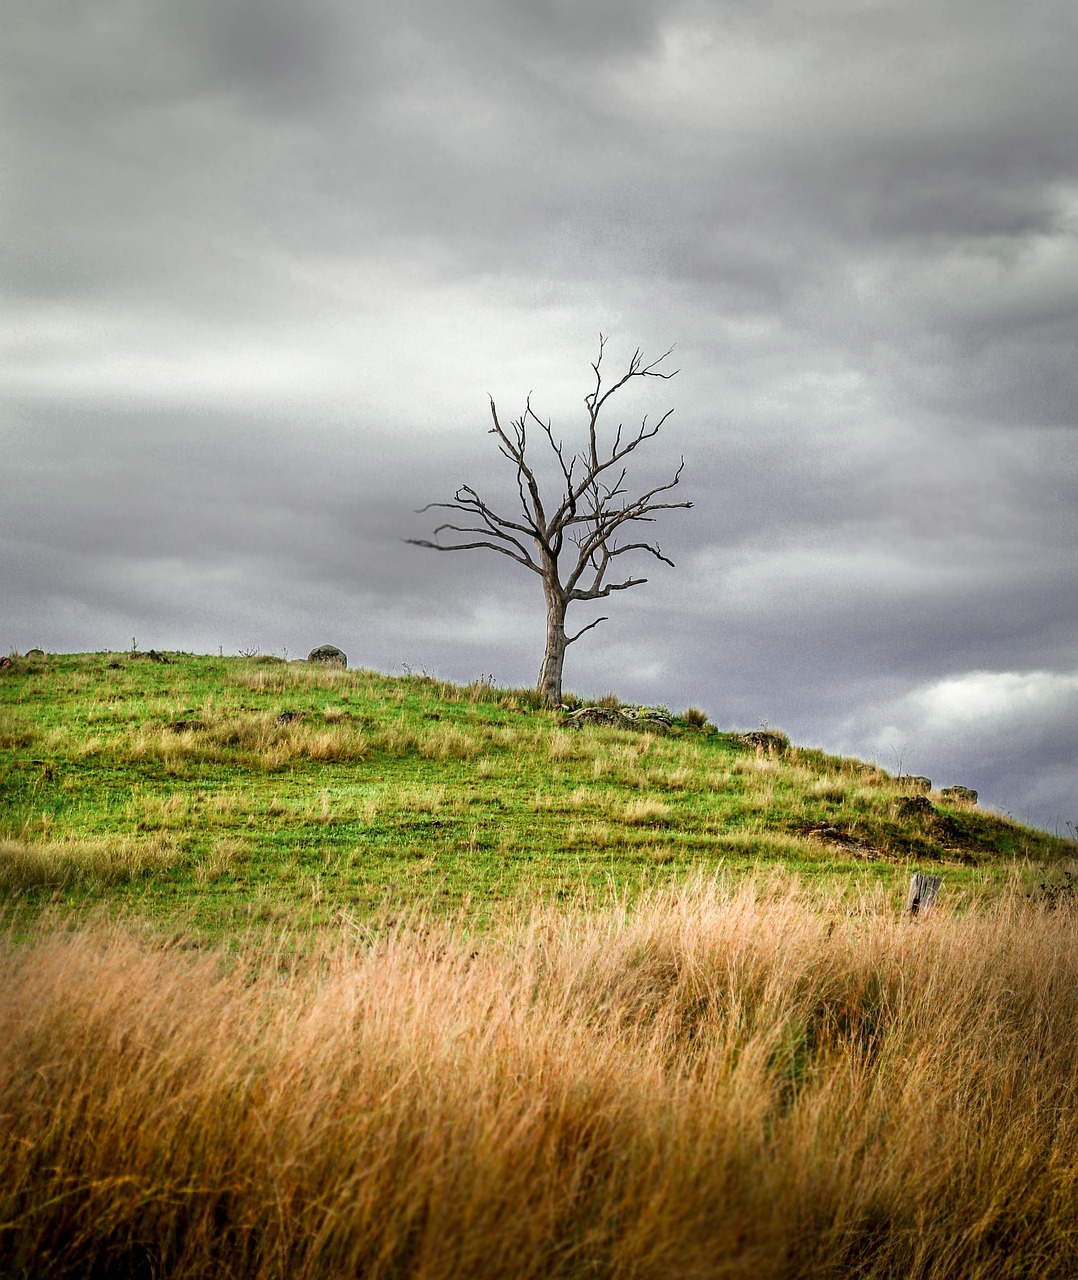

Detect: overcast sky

[3,0,1076,831]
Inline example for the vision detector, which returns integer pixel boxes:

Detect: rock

[941,785,978,806]
[275,711,302,725]
[621,705,673,729]
[167,719,204,733]
[895,795,934,817]
[900,776,932,792]
[25,648,45,658]
[0,657,12,670]
[565,706,620,727]
[307,644,347,667]
[564,705,672,731]
[739,729,790,755]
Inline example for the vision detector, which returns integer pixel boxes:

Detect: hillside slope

[0,651,1069,932]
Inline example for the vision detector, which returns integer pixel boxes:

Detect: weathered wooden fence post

[905,872,941,918]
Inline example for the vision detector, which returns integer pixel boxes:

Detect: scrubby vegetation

[2,652,1076,1276]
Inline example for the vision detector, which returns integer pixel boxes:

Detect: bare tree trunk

[538,585,568,706]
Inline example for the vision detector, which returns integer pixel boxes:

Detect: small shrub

[682,706,709,729]
[1029,865,1078,909]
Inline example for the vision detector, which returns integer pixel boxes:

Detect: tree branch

[487,397,553,558]
[568,576,647,601]
[405,536,542,574]
[565,615,609,645]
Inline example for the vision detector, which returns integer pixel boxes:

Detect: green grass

[0,651,1069,935]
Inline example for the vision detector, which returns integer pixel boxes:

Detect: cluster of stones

[898,777,977,805]
[2,649,45,669]
[563,705,673,731]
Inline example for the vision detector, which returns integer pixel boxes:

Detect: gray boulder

[900,775,932,792]
[307,644,347,667]
[739,729,790,755]
[564,705,672,732]
[895,794,934,817]
[941,785,978,806]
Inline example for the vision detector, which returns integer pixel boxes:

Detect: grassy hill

[1,650,1069,933]
[3,652,1078,1277]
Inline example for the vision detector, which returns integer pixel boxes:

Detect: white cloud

[904,669,1078,729]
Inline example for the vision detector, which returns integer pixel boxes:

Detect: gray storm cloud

[2,0,1076,828]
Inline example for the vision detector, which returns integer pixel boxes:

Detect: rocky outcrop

[563,705,673,731]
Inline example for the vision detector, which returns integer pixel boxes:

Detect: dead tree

[408,338,692,706]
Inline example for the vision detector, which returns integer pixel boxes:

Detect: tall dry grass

[2,879,1077,1278]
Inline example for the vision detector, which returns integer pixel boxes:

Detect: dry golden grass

[125,715,374,767]
[417,723,481,761]
[0,832,184,890]
[231,661,361,694]
[622,797,672,826]
[2,879,1077,1278]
